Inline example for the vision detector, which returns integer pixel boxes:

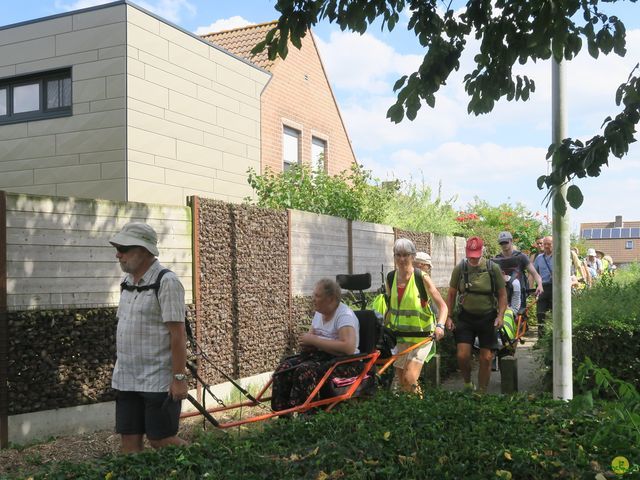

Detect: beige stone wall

[0,5,128,200]
[125,5,270,205]
[260,32,357,175]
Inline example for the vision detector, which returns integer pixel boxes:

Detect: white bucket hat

[415,251,432,266]
[587,248,596,257]
[109,222,159,256]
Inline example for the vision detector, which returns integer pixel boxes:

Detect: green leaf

[537,175,547,190]
[566,185,584,209]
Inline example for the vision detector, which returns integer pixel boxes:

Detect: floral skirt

[271,351,363,412]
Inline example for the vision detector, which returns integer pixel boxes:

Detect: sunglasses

[115,245,137,254]
[499,241,510,246]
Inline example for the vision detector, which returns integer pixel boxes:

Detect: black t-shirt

[494,250,530,278]
[494,250,530,291]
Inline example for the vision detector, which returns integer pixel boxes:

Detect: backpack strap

[385,268,429,305]
[120,268,171,298]
[459,258,497,297]
[413,267,429,303]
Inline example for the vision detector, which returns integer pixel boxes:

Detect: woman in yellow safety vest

[385,239,448,394]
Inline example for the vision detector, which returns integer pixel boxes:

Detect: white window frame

[282,125,301,171]
[311,136,327,173]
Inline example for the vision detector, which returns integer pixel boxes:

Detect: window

[621,227,631,238]
[626,240,634,249]
[311,137,327,172]
[591,229,601,239]
[0,69,72,124]
[283,126,300,171]
[602,228,611,239]
[612,228,621,239]
[582,229,592,239]
[632,228,640,238]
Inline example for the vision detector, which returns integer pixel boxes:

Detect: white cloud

[315,31,422,95]
[55,0,196,23]
[194,16,252,35]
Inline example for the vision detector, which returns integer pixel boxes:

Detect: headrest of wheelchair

[336,273,371,291]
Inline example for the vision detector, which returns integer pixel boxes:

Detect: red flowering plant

[456,199,550,257]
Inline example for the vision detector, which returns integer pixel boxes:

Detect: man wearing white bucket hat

[585,248,603,278]
[109,222,188,453]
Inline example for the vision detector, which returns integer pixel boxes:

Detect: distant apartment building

[580,215,640,265]
[0,1,270,205]
[202,22,357,175]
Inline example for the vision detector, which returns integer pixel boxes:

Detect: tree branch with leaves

[252,0,639,211]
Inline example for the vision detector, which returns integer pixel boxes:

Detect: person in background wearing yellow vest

[385,239,448,394]
[446,237,507,393]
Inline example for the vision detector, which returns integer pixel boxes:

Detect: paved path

[440,327,547,394]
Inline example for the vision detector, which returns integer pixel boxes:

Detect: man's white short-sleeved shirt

[112,260,185,392]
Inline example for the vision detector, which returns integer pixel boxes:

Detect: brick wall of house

[260,32,357,175]
[583,239,640,265]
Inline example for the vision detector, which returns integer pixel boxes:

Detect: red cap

[466,236,484,258]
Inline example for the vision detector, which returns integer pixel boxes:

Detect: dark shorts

[454,309,498,349]
[115,391,181,441]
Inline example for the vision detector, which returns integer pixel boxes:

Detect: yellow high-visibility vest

[501,308,516,341]
[386,271,435,344]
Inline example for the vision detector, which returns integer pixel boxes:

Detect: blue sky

[5,0,640,232]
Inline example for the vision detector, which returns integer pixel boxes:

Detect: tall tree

[252,0,639,211]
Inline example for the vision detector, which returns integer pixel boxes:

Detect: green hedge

[540,272,640,389]
[23,390,639,479]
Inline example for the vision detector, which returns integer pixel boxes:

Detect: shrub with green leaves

[246,163,395,223]
[540,271,640,389]
[25,390,638,479]
[380,180,461,236]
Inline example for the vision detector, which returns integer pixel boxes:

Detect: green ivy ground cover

[20,389,639,480]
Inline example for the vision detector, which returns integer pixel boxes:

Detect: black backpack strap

[120,268,172,297]
[487,259,496,297]
[385,270,395,308]
[413,268,429,303]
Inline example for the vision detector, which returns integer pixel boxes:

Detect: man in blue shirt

[533,236,553,338]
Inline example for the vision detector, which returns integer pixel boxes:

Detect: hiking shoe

[463,382,476,392]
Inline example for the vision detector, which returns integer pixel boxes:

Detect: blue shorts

[115,391,181,441]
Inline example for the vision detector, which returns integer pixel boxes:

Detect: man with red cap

[446,236,507,393]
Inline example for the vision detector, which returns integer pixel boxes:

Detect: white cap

[415,251,432,266]
[109,222,159,256]
[587,248,596,257]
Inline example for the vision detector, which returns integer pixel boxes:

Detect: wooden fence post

[0,191,8,448]
[189,196,202,403]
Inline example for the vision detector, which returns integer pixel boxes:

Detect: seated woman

[271,278,362,412]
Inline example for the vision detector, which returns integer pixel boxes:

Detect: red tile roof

[201,21,278,71]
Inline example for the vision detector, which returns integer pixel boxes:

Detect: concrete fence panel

[430,234,458,288]
[5,193,193,310]
[352,221,394,290]
[290,209,349,295]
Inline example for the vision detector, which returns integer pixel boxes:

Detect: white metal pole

[551,59,573,400]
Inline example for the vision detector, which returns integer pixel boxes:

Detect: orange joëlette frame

[182,349,380,428]
[181,335,435,428]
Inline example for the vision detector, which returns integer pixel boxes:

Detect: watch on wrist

[436,323,445,329]
[173,373,187,381]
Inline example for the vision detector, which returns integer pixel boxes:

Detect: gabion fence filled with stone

[7,308,117,415]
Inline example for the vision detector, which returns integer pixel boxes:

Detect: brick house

[202,22,357,175]
[580,215,640,265]
[0,1,270,205]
